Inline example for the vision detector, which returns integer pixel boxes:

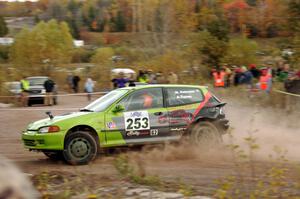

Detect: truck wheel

[43,151,63,160]
[189,121,222,146]
[63,131,98,165]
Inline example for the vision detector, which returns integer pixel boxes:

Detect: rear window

[166,87,204,107]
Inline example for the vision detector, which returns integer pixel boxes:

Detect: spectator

[111,74,118,89]
[20,76,29,107]
[137,70,148,83]
[147,69,157,84]
[156,72,165,84]
[115,72,128,88]
[239,66,253,88]
[257,67,272,93]
[249,64,261,79]
[167,72,178,84]
[72,75,80,93]
[43,78,55,106]
[233,66,242,86]
[128,74,136,87]
[84,78,94,101]
[296,70,300,79]
[276,64,289,82]
[224,66,232,87]
[66,73,73,92]
[212,69,226,87]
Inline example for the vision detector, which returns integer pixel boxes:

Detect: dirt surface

[0,94,299,197]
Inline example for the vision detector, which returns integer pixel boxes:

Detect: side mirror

[112,104,125,114]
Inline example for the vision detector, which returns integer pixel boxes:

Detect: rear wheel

[43,151,63,160]
[189,121,222,147]
[63,131,98,165]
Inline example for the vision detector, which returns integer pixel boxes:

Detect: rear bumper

[22,132,64,150]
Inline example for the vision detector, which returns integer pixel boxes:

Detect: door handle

[154,112,163,116]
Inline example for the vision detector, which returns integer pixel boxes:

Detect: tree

[90,47,114,87]
[10,20,74,76]
[291,34,300,69]
[222,37,258,66]
[195,31,228,67]
[0,16,8,37]
[114,11,126,32]
[46,0,67,21]
[287,0,300,34]
[207,19,230,41]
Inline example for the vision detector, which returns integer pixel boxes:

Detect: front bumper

[22,131,64,150]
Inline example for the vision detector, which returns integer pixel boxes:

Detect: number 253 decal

[124,111,150,131]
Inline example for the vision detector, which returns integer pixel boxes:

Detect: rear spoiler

[207,102,227,108]
[215,102,226,107]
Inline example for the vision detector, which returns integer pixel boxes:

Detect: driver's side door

[104,88,170,146]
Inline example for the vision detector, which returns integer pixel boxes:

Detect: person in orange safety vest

[213,69,226,87]
[258,68,272,92]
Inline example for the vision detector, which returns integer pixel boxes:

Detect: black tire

[43,151,63,160]
[189,121,222,147]
[63,131,98,165]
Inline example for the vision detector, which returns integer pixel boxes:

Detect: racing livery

[22,85,229,165]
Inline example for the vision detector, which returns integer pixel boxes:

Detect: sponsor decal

[169,110,193,124]
[106,122,116,129]
[174,89,198,99]
[126,130,150,137]
[170,127,186,132]
[150,129,159,136]
[126,131,140,136]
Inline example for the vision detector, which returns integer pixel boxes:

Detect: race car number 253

[124,111,150,131]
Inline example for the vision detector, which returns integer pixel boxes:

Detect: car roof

[119,84,207,91]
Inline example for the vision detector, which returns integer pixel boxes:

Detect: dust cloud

[225,101,300,161]
[127,100,300,164]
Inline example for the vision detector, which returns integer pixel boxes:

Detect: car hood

[27,111,92,130]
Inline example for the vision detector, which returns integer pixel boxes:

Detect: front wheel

[189,121,222,147]
[63,131,98,165]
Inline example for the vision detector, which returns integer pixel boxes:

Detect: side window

[166,87,203,107]
[119,88,163,111]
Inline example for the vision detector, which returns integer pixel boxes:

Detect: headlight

[41,89,46,94]
[38,126,60,134]
[220,107,225,115]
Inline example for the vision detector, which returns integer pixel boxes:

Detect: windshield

[27,78,48,86]
[83,89,128,112]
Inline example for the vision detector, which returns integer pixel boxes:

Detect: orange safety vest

[213,72,225,87]
[259,74,270,90]
[143,94,153,108]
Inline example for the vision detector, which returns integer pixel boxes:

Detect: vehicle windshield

[83,89,129,112]
[27,78,48,86]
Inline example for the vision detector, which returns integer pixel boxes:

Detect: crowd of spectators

[211,63,300,93]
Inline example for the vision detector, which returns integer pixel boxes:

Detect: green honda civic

[22,85,229,165]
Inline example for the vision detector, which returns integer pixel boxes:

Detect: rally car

[22,85,229,165]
